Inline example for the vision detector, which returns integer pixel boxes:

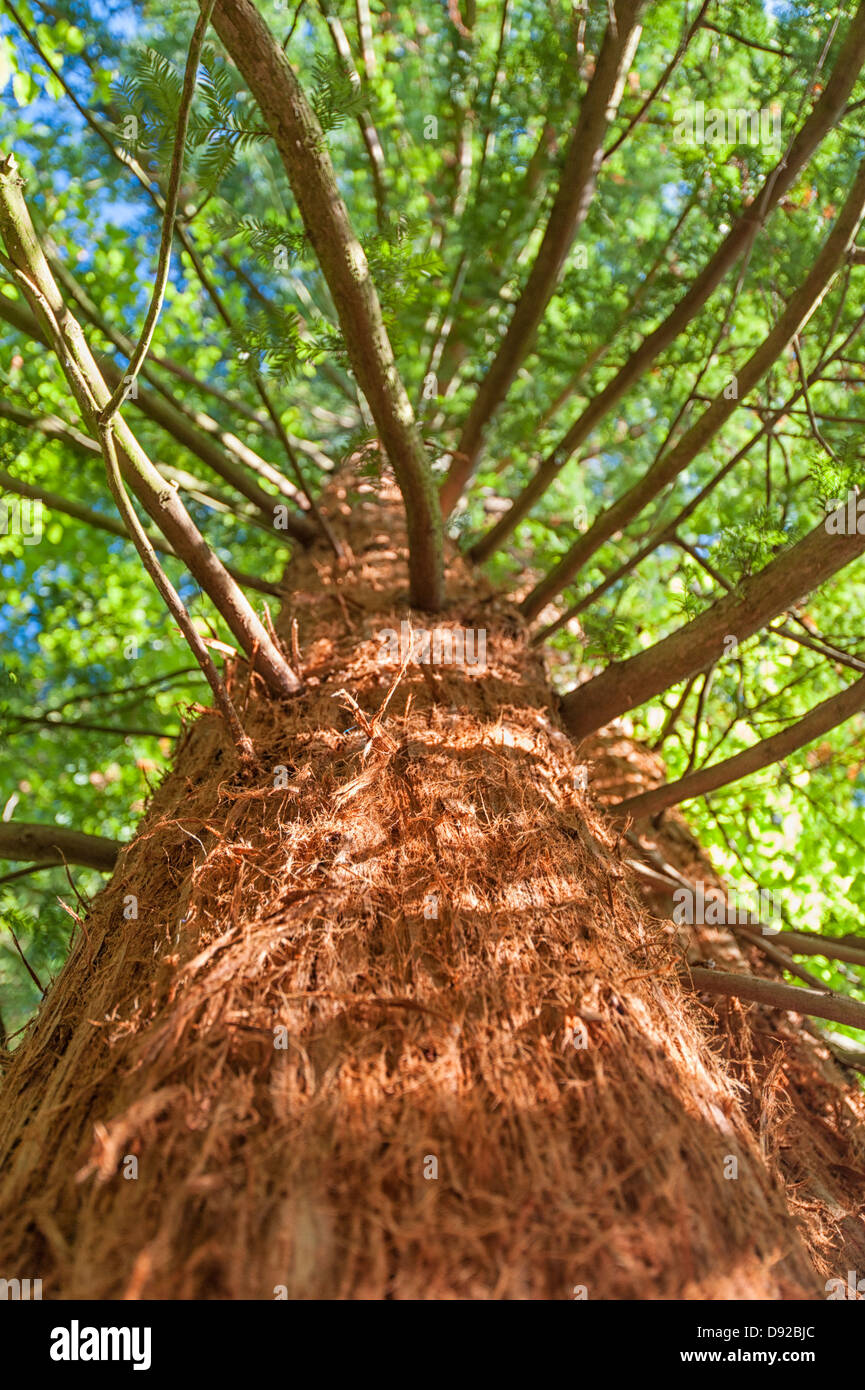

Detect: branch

[629,844,865,971]
[6,712,176,739]
[0,8,322,540]
[0,289,317,545]
[0,396,99,455]
[209,0,443,608]
[0,823,122,871]
[4,920,44,995]
[170,214,342,553]
[99,420,255,762]
[0,864,62,888]
[687,964,865,1032]
[17,148,254,757]
[603,0,710,161]
[42,667,200,716]
[0,154,302,701]
[354,0,377,80]
[522,155,865,620]
[440,0,645,512]
[473,183,701,531]
[802,1021,865,1076]
[772,618,865,676]
[773,930,865,969]
[100,2,215,422]
[699,21,796,60]
[475,0,865,550]
[560,505,865,742]
[417,1,511,397]
[431,117,559,403]
[534,301,865,639]
[613,672,865,820]
[48,246,275,432]
[317,0,388,232]
[0,467,285,599]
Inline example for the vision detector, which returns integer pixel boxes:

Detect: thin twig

[4,920,44,994]
[98,420,255,765]
[99,2,216,424]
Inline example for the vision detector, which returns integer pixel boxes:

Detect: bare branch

[172,220,342,553]
[534,302,865,640]
[440,0,646,512]
[99,421,255,761]
[0,289,317,545]
[317,0,388,231]
[100,2,216,422]
[6,713,176,740]
[613,672,865,821]
[210,0,443,608]
[0,153,303,701]
[522,156,865,620]
[0,462,286,601]
[0,823,122,872]
[475,0,865,550]
[687,964,865,1032]
[3,4,322,540]
[560,507,865,742]
[603,0,710,161]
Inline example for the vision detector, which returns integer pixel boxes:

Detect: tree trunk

[0,477,859,1299]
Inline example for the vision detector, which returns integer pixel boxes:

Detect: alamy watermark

[377,620,487,669]
[824,489,865,534]
[826,1270,865,1299]
[49,1321,151,1371]
[0,495,42,545]
[673,100,781,146]
[0,1276,42,1299]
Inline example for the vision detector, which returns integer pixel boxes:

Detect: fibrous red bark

[1,477,863,1299]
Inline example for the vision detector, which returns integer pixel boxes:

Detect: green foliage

[1,0,865,1051]
[808,447,861,507]
[309,51,366,135]
[581,612,632,663]
[234,217,309,269]
[715,510,791,582]
[116,41,269,189]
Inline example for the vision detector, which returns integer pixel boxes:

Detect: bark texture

[0,478,863,1298]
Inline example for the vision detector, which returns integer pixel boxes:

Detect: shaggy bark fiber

[0,474,862,1298]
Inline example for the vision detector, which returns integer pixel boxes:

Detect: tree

[1,0,865,1300]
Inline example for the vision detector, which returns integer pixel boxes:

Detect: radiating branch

[210,0,444,608]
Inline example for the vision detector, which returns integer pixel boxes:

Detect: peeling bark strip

[561,511,865,742]
[523,154,865,619]
[209,0,443,610]
[440,0,645,514]
[0,155,302,701]
[614,674,865,821]
[0,823,121,871]
[474,0,865,553]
